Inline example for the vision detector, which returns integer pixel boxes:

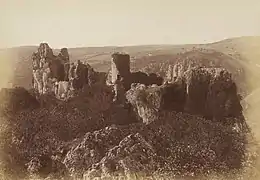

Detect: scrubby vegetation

[0,80,257,180]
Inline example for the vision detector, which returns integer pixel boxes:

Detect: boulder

[85,133,158,179]
[126,81,186,124]
[126,83,158,124]
[63,125,135,176]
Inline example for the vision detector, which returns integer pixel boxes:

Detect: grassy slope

[205,36,260,92]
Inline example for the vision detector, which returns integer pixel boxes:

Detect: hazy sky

[0,0,260,48]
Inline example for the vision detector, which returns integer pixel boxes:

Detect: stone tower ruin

[111,53,131,84]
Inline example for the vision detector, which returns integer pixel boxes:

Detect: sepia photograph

[0,0,260,179]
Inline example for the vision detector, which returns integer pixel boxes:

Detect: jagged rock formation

[83,132,158,179]
[185,67,242,121]
[0,50,254,179]
[31,44,105,100]
[0,76,252,180]
[64,114,247,179]
[126,67,247,131]
[126,78,187,125]
[32,43,69,95]
[38,43,54,62]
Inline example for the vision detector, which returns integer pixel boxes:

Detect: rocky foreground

[0,67,258,180]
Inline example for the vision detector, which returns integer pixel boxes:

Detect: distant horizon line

[2,35,259,50]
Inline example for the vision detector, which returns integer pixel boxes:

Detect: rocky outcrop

[32,43,71,95]
[0,81,251,179]
[126,79,186,125]
[184,67,243,122]
[63,125,131,176]
[38,43,54,61]
[31,43,105,101]
[126,83,162,124]
[84,132,157,179]
[126,67,246,130]
[32,43,57,95]
[62,112,247,179]
[0,50,253,179]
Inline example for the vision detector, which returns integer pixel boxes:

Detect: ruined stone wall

[107,53,163,90]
